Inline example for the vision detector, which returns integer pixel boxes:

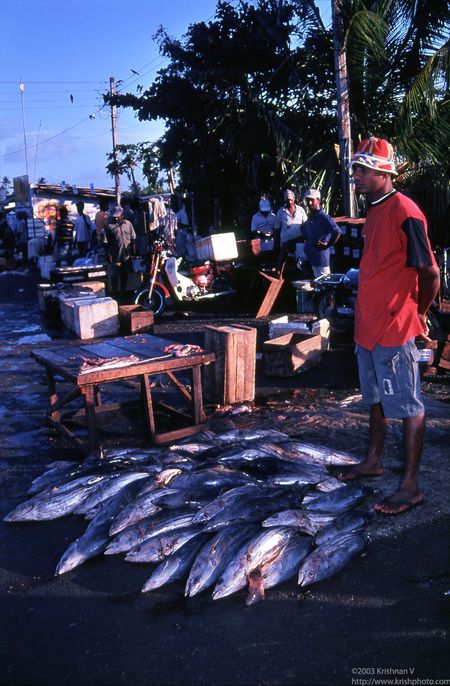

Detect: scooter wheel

[134,285,166,317]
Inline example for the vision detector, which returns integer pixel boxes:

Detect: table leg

[141,374,156,437]
[82,386,99,449]
[94,384,102,407]
[192,365,206,424]
[46,370,60,422]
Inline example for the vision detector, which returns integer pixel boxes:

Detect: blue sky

[1,0,331,192]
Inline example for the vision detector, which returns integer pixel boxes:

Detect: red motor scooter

[134,239,237,317]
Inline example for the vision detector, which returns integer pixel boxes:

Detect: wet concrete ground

[0,270,449,686]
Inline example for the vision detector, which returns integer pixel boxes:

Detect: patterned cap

[284,189,296,200]
[349,137,398,176]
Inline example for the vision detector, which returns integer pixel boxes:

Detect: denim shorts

[355,339,424,418]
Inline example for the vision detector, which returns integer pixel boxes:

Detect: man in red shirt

[337,137,440,514]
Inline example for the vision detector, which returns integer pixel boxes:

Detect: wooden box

[263,332,322,377]
[119,305,154,334]
[73,297,119,340]
[204,324,257,404]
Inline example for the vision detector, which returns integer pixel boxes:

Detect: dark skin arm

[416,265,440,337]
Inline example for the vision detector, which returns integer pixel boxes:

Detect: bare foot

[374,488,423,515]
[335,463,384,482]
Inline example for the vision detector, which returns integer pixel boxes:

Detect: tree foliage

[110,0,449,235]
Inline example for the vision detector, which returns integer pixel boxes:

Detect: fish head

[185,573,202,598]
[245,568,265,606]
[298,564,317,587]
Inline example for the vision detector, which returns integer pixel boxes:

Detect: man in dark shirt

[302,189,341,278]
[53,205,74,266]
[104,206,136,293]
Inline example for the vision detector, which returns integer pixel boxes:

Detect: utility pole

[331,0,355,217]
[19,79,29,181]
[109,77,121,205]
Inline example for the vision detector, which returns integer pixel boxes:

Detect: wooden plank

[232,325,257,401]
[32,348,84,379]
[154,400,192,421]
[81,386,99,449]
[46,370,60,421]
[49,387,81,414]
[164,370,193,403]
[75,354,214,386]
[150,424,209,446]
[61,399,141,420]
[192,364,205,423]
[255,271,284,318]
[78,341,131,359]
[46,416,88,454]
[141,374,156,436]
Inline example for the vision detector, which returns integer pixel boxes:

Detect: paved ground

[0,269,449,686]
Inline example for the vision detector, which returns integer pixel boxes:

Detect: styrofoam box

[269,315,330,351]
[38,255,56,281]
[195,232,238,262]
[59,295,101,332]
[73,297,119,340]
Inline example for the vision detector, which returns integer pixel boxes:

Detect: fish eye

[308,570,315,578]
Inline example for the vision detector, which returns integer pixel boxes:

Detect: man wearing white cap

[302,188,341,278]
[250,198,276,252]
[274,189,307,269]
[336,136,440,516]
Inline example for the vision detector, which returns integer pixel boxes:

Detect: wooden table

[31,333,215,453]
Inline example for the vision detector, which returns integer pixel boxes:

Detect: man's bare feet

[374,487,423,515]
[335,463,384,482]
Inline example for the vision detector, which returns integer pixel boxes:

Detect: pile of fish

[4,428,371,605]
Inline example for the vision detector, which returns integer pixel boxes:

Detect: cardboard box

[73,297,119,340]
[195,232,238,262]
[263,332,322,377]
[119,305,154,334]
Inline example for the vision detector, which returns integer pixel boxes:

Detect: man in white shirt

[274,189,307,269]
[73,201,93,258]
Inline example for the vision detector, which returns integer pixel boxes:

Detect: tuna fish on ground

[4,474,112,522]
[141,536,210,593]
[303,482,366,514]
[55,480,149,576]
[105,508,198,555]
[246,533,313,606]
[212,526,299,600]
[185,524,259,597]
[126,525,204,563]
[297,531,367,587]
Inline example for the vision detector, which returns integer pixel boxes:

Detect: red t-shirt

[355,191,436,350]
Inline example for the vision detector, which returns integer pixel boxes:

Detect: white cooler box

[195,232,238,262]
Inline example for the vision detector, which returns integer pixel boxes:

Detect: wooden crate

[73,297,119,340]
[204,324,257,404]
[263,332,322,377]
[119,305,154,334]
